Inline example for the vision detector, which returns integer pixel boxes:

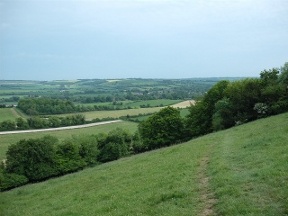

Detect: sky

[0,0,288,80]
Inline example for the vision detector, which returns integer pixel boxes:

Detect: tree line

[16,97,162,115]
[0,115,85,131]
[186,62,288,137]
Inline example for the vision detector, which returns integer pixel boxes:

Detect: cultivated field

[1,112,287,215]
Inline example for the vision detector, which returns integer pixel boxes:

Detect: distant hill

[1,112,287,216]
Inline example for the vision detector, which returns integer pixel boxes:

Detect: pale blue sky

[0,0,287,80]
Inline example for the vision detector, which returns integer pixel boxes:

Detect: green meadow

[0,112,287,215]
[79,99,182,108]
[54,107,164,120]
[0,108,21,122]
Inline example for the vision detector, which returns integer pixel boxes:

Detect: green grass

[1,113,287,215]
[180,108,189,117]
[207,114,288,215]
[0,121,138,161]
[79,99,182,109]
[0,108,21,122]
[54,107,164,120]
[126,99,182,107]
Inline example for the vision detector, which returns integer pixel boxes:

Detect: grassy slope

[0,113,287,216]
[0,121,138,161]
[0,108,21,122]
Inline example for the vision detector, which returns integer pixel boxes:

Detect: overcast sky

[0,0,287,80]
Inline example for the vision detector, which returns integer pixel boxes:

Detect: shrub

[0,170,28,191]
[6,136,59,181]
[138,107,185,150]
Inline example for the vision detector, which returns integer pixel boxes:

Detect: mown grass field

[54,107,165,120]
[0,121,138,161]
[1,113,287,215]
[0,108,21,122]
[79,99,182,108]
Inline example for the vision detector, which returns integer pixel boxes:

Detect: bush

[56,140,86,174]
[98,128,132,162]
[0,171,29,191]
[139,107,185,150]
[6,136,59,181]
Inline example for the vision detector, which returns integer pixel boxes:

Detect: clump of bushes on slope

[0,128,134,191]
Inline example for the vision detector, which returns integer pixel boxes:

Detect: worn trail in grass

[198,155,216,216]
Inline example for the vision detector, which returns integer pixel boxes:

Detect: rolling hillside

[0,113,287,216]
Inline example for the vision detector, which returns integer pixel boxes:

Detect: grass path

[196,141,216,216]
[10,108,22,119]
[12,108,29,119]
[198,155,216,216]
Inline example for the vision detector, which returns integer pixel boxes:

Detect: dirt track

[0,120,122,135]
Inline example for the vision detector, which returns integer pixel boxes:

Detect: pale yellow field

[171,100,196,108]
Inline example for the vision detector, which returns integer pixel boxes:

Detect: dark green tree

[212,98,234,131]
[279,62,288,86]
[98,128,132,162]
[0,120,16,131]
[186,80,229,137]
[56,139,86,174]
[74,135,99,165]
[16,118,29,130]
[6,136,59,181]
[138,106,185,150]
[224,78,262,123]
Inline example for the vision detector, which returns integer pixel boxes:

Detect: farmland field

[0,78,230,106]
[0,121,138,161]
[171,100,196,108]
[79,99,182,109]
[53,107,165,120]
[0,108,21,121]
